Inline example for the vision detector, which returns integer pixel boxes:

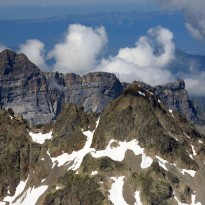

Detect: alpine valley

[0,49,205,205]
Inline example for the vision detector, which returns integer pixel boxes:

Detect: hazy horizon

[0,3,159,20]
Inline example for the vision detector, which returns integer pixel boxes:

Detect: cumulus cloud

[18,39,47,69]
[153,0,205,40]
[185,72,205,96]
[48,24,107,74]
[96,26,175,85]
[118,26,175,68]
[1,23,203,96]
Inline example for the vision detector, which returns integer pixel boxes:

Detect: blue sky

[0,1,159,20]
[0,0,149,5]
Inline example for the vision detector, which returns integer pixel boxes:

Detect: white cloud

[153,0,205,40]
[18,39,47,69]
[1,23,204,97]
[117,27,175,68]
[0,44,7,52]
[96,26,175,85]
[185,23,203,41]
[185,72,205,96]
[48,24,107,74]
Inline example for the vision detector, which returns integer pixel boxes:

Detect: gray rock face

[0,50,123,124]
[133,80,205,124]
[0,49,203,125]
[0,50,54,125]
[155,79,204,124]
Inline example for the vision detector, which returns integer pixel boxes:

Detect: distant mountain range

[0,10,204,55]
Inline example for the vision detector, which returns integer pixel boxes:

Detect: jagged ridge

[0,49,204,127]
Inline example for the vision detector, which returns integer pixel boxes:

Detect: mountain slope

[0,84,205,205]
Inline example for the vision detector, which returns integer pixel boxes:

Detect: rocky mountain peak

[156,79,185,91]
[0,49,41,77]
[155,79,202,123]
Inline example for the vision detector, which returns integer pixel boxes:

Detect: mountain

[0,83,205,205]
[0,49,204,128]
[0,49,123,125]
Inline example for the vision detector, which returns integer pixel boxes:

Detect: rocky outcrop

[131,80,205,125]
[155,80,205,124]
[0,50,54,125]
[0,50,123,125]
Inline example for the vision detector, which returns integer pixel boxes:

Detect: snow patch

[181,169,196,177]
[138,91,145,97]
[91,139,153,169]
[49,129,95,170]
[189,154,194,160]
[184,132,191,139]
[134,191,143,205]
[109,176,128,205]
[48,118,100,171]
[191,145,197,156]
[156,156,168,171]
[29,131,53,144]
[198,140,203,144]
[169,109,174,118]
[191,194,202,205]
[3,177,28,203]
[13,185,48,205]
[56,186,62,190]
[41,178,46,183]
[141,153,153,169]
[91,171,98,176]
[156,156,196,177]
[169,132,178,141]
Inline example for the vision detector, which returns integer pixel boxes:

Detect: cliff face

[0,50,54,125]
[0,49,203,126]
[0,50,123,125]
[155,79,202,124]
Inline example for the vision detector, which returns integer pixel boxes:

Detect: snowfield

[29,131,53,144]
[91,139,153,169]
[134,191,143,205]
[48,119,100,170]
[3,177,28,204]
[0,117,200,205]
[109,176,128,205]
